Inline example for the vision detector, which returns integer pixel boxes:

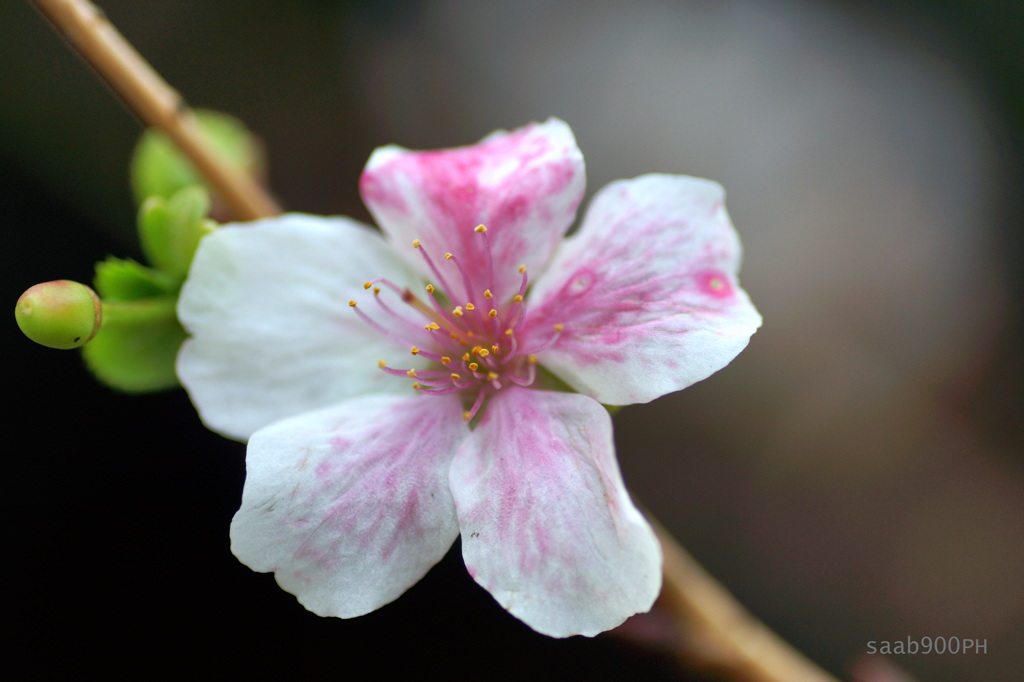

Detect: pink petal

[525,174,762,405]
[359,118,585,303]
[450,388,661,637]
[177,214,428,440]
[231,393,468,618]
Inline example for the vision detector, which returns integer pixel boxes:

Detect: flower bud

[15,280,102,350]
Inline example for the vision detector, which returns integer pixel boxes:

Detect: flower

[177,119,761,637]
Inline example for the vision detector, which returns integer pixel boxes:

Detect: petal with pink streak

[450,388,661,638]
[231,393,468,618]
[177,214,428,441]
[526,174,762,405]
[360,118,585,304]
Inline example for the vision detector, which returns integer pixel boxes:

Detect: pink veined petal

[526,174,762,405]
[231,393,468,618]
[359,118,585,302]
[177,214,428,441]
[449,388,662,638]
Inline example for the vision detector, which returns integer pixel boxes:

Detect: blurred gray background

[4,1,1022,679]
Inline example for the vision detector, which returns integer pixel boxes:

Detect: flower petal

[360,118,585,302]
[231,393,468,618]
[177,214,426,440]
[450,388,661,637]
[526,174,762,405]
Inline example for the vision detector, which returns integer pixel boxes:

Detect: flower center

[348,225,562,421]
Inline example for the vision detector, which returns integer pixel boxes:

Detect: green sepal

[130,109,264,205]
[138,187,216,277]
[81,298,184,392]
[93,256,181,301]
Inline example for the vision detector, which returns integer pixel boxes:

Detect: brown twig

[30,0,281,221]
[652,517,840,682]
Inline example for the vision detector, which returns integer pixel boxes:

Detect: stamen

[474,225,497,297]
[410,347,420,355]
[488,309,498,318]
[441,356,452,365]
[465,389,486,421]
[363,282,372,290]
[483,289,493,299]
[406,369,417,378]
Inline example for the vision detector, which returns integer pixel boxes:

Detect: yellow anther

[513,295,523,303]
[487,371,499,381]
[491,345,500,354]
[527,355,538,364]
[410,347,420,355]
[411,382,421,389]
[468,362,480,372]
[553,323,564,332]
[450,373,461,381]
[378,359,387,368]
[471,345,482,355]
[461,353,471,362]
[483,289,493,299]
[363,281,372,290]
[450,333,461,341]
[474,224,488,233]
[444,252,453,260]
[504,328,514,336]
[373,287,381,295]
[518,264,526,274]
[479,349,490,357]
[488,309,498,318]
[465,303,475,311]
[452,306,464,317]
[463,410,472,421]
[425,284,435,294]
[406,369,418,378]
[412,239,421,249]
[424,322,440,331]
[348,300,357,307]
[441,356,452,365]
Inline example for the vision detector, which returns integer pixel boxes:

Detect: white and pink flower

[177,119,761,637]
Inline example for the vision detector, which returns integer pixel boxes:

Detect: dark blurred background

[4,1,1022,679]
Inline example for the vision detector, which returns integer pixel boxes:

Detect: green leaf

[138,187,216,277]
[81,298,184,393]
[93,256,181,301]
[130,109,265,206]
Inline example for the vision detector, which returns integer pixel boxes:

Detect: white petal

[450,388,661,637]
[177,214,426,440]
[231,393,467,617]
[527,174,762,405]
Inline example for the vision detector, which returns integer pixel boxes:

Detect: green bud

[138,187,216,277]
[16,280,102,350]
